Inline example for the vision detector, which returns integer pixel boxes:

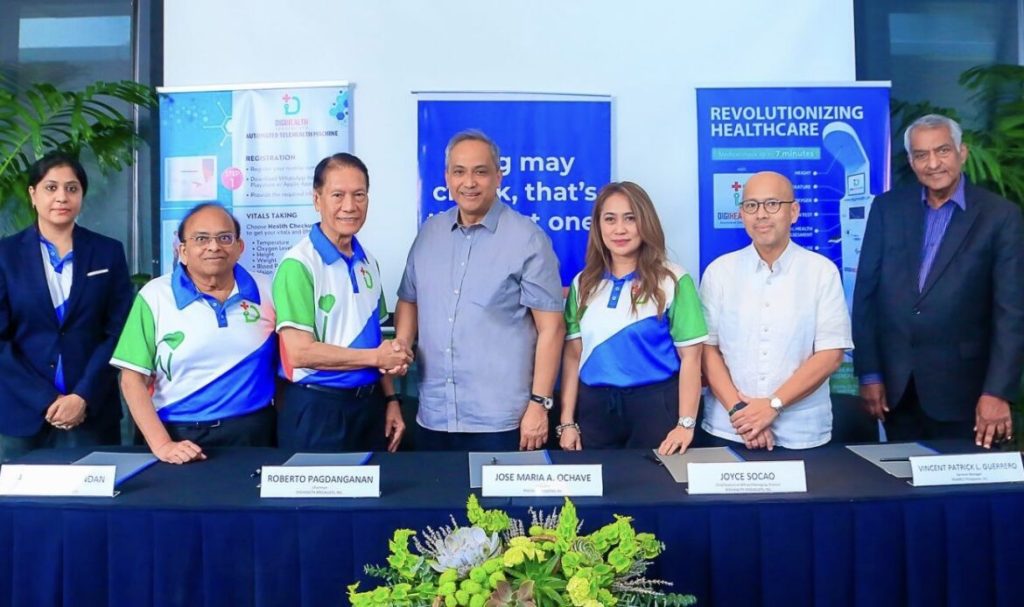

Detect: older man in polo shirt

[396,130,565,451]
[112,204,277,464]
[273,153,409,453]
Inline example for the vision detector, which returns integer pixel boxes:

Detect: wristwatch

[769,396,785,415]
[530,393,554,410]
[676,416,696,429]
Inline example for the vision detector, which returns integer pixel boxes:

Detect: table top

[1,440,1021,512]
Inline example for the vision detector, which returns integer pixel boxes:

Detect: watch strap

[728,401,748,417]
[529,394,554,410]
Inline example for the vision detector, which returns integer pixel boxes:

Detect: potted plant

[891,63,1024,208]
[348,495,696,607]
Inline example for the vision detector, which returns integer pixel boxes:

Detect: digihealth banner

[417,93,612,286]
[696,84,890,392]
[157,81,352,275]
[696,84,891,303]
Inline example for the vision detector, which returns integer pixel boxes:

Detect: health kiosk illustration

[822,120,874,306]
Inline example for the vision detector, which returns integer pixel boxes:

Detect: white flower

[429,526,501,575]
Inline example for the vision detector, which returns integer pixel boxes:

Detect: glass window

[1,0,160,275]
[856,0,1020,109]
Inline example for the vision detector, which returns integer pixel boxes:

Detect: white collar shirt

[699,242,853,449]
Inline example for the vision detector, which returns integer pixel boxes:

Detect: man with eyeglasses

[853,114,1024,448]
[699,171,852,450]
[111,203,277,464]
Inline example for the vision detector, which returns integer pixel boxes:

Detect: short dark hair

[313,152,370,191]
[176,203,241,242]
[27,152,89,197]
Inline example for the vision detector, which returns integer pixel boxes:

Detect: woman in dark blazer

[0,152,133,462]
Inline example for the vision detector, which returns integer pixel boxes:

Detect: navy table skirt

[1,442,1022,607]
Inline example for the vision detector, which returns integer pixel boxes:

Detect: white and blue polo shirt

[110,263,277,422]
[40,235,73,392]
[565,263,708,388]
[272,224,386,389]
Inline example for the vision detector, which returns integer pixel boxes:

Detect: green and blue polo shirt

[110,263,277,422]
[565,263,708,388]
[273,224,386,388]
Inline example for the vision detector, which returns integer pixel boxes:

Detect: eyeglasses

[188,233,237,246]
[738,199,795,214]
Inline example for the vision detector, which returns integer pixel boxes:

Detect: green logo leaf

[160,331,184,350]
[318,294,336,313]
[155,331,185,381]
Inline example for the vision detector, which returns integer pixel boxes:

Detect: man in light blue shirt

[396,130,565,451]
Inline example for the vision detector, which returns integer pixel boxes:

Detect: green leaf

[160,331,185,350]
[0,78,155,232]
[466,494,511,534]
[317,294,336,313]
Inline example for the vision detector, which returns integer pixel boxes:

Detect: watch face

[532,395,553,410]
[678,416,696,429]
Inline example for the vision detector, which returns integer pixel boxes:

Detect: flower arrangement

[348,495,696,607]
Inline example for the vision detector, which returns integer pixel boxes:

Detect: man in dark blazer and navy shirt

[853,114,1024,448]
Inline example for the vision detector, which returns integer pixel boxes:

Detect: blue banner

[158,82,352,275]
[696,84,890,393]
[417,95,611,286]
[696,85,891,306]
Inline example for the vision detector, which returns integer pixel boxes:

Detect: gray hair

[904,114,963,155]
[444,129,501,172]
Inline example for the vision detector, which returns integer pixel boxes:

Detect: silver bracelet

[556,422,580,438]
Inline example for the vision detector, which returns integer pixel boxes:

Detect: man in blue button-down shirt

[396,130,565,451]
[853,114,1024,448]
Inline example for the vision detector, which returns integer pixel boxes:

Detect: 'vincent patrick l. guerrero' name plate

[687,461,807,494]
[481,465,603,497]
[260,465,380,498]
[910,452,1024,487]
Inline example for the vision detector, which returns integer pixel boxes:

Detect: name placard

[687,461,807,494]
[481,465,603,497]
[0,464,116,497]
[260,465,380,498]
[910,452,1024,487]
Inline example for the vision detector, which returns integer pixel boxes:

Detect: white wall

[165,0,856,302]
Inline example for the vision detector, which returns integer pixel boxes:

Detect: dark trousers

[416,426,521,451]
[0,414,120,464]
[161,405,276,448]
[276,379,386,452]
[885,378,974,442]
[576,377,680,449]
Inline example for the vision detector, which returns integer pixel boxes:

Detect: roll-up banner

[696,84,891,391]
[416,92,612,287]
[157,81,353,275]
